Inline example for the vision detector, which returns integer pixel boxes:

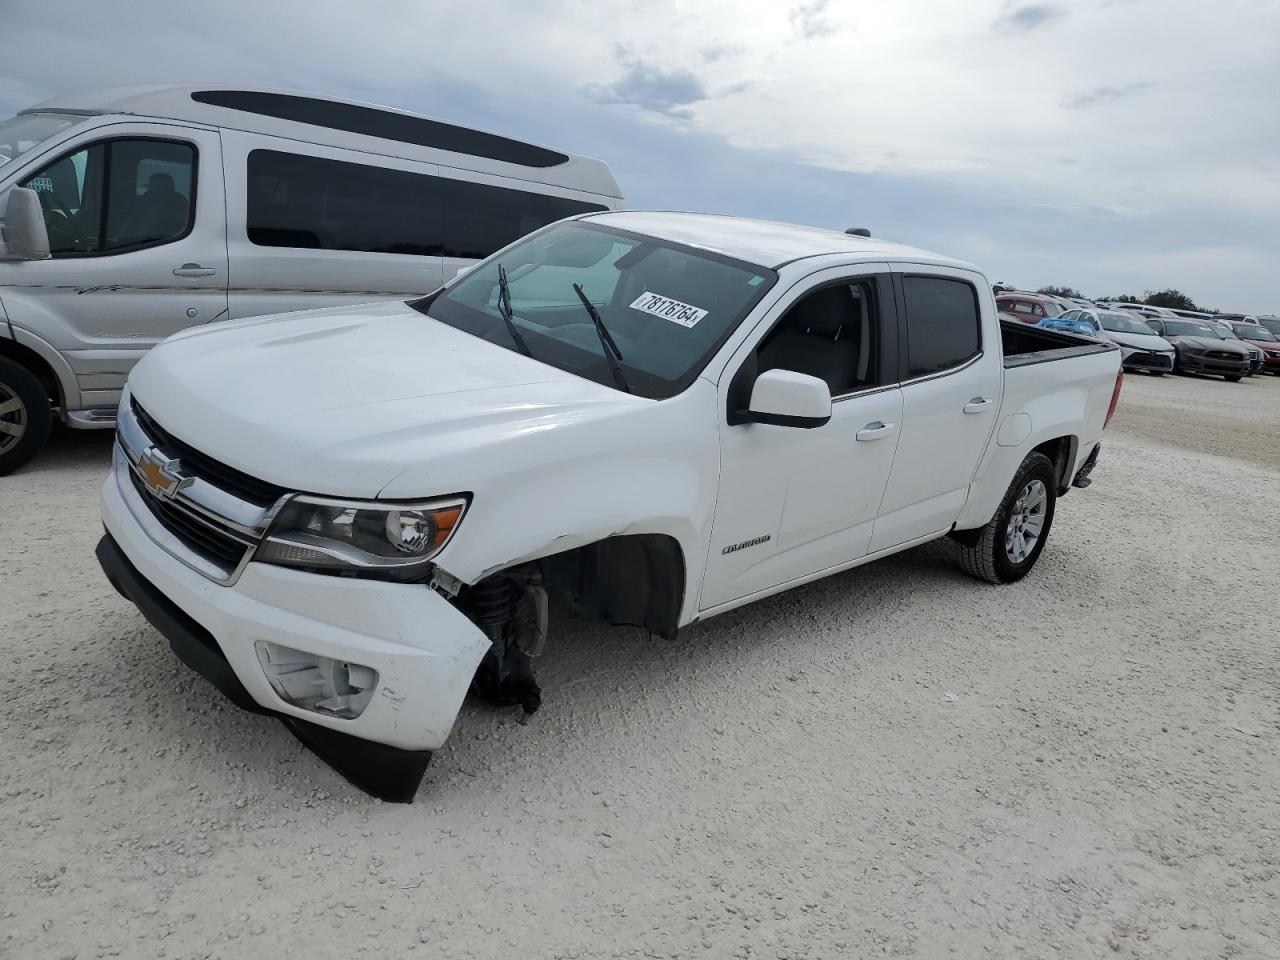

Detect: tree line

[1034,286,1212,312]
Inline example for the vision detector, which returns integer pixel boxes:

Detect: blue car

[1037,314,1105,338]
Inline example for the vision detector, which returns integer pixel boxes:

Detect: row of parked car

[995,292,1280,382]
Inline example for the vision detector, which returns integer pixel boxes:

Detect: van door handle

[963,397,994,414]
[173,263,216,278]
[855,421,896,441]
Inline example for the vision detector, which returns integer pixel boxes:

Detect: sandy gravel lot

[2,371,1279,960]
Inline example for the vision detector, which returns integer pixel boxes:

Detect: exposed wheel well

[1032,435,1077,495]
[0,338,62,411]
[464,533,687,641]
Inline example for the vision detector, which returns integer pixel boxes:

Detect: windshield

[0,112,82,170]
[1234,325,1276,342]
[1163,320,1216,338]
[415,221,777,399]
[1099,312,1157,335]
[1258,318,1280,337]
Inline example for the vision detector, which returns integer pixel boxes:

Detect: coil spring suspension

[467,577,514,634]
[465,576,541,715]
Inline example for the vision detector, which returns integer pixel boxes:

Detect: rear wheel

[955,452,1057,584]
[0,357,53,476]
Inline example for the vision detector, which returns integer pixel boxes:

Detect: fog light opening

[255,641,379,719]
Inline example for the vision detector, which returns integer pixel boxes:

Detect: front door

[700,267,904,611]
[11,122,228,410]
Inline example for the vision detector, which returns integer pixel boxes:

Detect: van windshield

[0,113,82,170]
[415,221,777,399]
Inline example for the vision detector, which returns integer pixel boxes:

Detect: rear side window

[247,150,442,255]
[902,276,982,378]
[246,149,608,260]
[438,178,608,260]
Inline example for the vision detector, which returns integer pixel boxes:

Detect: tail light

[1103,369,1124,429]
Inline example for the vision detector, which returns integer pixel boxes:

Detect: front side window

[415,221,776,399]
[902,276,981,378]
[756,279,881,396]
[21,138,195,256]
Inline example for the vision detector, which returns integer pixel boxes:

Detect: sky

[2,0,1277,311]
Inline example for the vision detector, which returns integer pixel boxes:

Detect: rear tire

[0,357,53,476]
[955,452,1057,584]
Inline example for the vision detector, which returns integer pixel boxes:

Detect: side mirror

[1,187,51,261]
[744,369,832,428]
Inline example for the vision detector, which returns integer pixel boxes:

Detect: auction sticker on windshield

[630,292,708,328]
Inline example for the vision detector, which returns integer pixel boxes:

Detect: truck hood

[128,300,646,498]
[1170,335,1248,353]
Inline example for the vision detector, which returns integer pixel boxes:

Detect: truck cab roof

[581,210,979,273]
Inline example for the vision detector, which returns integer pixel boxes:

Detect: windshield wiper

[572,283,631,394]
[496,263,533,358]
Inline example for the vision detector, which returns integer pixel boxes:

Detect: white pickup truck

[96,211,1123,800]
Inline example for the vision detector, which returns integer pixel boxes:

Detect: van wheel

[0,357,53,475]
[955,452,1057,584]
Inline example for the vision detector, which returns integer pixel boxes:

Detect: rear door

[700,265,903,610]
[12,123,228,409]
[867,267,1002,553]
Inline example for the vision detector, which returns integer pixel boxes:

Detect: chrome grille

[115,397,289,584]
[128,468,252,569]
[131,399,287,507]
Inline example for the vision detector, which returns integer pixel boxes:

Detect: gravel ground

[2,371,1278,960]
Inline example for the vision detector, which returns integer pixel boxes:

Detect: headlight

[256,495,467,575]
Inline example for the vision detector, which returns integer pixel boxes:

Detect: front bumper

[1177,352,1250,376]
[1120,349,1175,372]
[98,461,492,799]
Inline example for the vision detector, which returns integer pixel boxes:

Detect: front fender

[382,379,721,628]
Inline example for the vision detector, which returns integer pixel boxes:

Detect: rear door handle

[173,263,216,278]
[855,421,896,441]
[963,397,994,414]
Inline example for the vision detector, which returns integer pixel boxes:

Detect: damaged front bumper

[98,467,492,801]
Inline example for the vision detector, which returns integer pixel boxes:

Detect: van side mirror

[1,187,51,261]
[743,369,831,428]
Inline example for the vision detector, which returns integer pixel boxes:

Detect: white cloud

[1,0,1277,306]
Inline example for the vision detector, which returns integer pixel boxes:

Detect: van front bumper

[98,467,491,800]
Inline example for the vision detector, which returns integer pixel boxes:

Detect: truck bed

[1001,320,1117,368]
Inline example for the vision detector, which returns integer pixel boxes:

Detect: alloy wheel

[0,383,28,455]
[1005,479,1047,564]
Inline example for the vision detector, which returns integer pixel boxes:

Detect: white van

[0,86,623,472]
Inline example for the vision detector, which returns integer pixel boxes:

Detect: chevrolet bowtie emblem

[137,448,192,500]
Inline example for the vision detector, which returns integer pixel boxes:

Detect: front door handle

[173,263,216,278]
[855,421,896,441]
[963,397,994,414]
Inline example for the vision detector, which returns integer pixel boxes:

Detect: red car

[995,293,1064,324]
[1227,321,1280,375]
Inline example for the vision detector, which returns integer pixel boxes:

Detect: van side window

[756,280,880,396]
[247,150,443,255]
[20,139,195,256]
[901,276,982,378]
[437,177,608,260]
[246,150,608,260]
